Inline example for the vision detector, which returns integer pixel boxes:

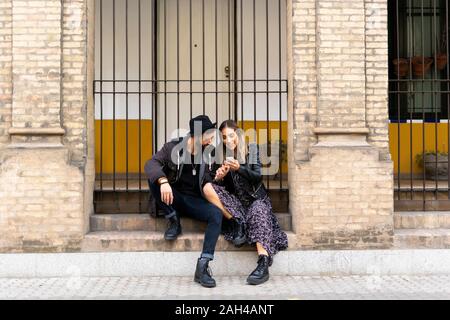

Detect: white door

[156,0,234,148]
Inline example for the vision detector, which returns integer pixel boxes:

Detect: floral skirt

[212,184,288,259]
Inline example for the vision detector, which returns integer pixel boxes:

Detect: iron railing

[93,0,288,214]
[389,0,450,210]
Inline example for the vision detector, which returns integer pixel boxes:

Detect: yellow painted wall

[389,123,449,174]
[94,121,448,176]
[95,120,153,174]
[95,120,288,174]
[239,121,289,174]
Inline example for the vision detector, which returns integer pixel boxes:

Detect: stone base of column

[0,147,85,253]
[289,128,394,250]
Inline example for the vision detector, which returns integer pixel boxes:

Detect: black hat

[189,115,217,136]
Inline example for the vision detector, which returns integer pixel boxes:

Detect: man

[144,115,222,288]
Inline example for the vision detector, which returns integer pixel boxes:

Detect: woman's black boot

[232,219,247,247]
[247,255,270,285]
[194,257,216,288]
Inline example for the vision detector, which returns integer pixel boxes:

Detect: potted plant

[436,29,448,71]
[412,56,434,77]
[415,152,449,180]
[393,58,410,78]
[436,52,447,71]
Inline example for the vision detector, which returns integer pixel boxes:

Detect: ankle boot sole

[232,237,247,247]
[194,277,216,288]
[164,231,182,241]
[247,274,269,285]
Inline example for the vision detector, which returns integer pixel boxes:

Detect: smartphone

[225,156,235,164]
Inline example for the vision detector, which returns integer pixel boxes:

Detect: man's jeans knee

[148,179,222,260]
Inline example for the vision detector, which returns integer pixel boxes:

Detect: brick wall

[0,0,394,252]
[289,0,394,249]
[0,0,12,147]
[0,0,90,253]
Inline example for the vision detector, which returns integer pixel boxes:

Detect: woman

[203,120,288,285]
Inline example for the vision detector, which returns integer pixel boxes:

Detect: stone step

[90,213,292,232]
[81,231,297,253]
[394,228,450,249]
[394,211,450,229]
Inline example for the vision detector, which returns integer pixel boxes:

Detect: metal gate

[93,0,288,214]
[389,0,450,210]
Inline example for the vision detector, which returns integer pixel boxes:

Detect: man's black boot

[194,257,216,288]
[164,212,182,240]
[232,219,247,247]
[247,255,270,285]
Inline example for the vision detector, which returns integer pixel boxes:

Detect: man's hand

[160,183,174,205]
[215,165,230,181]
[225,159,240,172]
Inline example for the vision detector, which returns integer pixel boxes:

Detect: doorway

[93,0,288,213]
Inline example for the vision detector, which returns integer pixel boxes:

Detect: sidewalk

[1,275,450,300]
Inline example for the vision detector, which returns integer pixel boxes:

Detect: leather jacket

[144,136,216,197]
[218,143,268,205]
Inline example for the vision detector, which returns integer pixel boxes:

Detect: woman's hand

[215,165,230,181]
[160,183,174,205]
[225,159,240,172]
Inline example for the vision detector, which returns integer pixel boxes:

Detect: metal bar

[396,0,401,200]
[447,0,450,199]
[113,0,116,192]
[95,90,288,95]
[138,0,142,202]
[203,0,206,114]
[233,0,238,121]
[409,0,414,200]
[164,0,167,143]
[95,89,289,94]
[177,0,180,137]
[99,0,103,192]
[96,78,291,82]
[422,0,426,209]
[240,0,243,129]
[433,0,438,196]
[153,0,158,155]
[228,0,231,119]
[279,0,283,189]
[215,0,218,127]
[125,0,129,192]
[253,0,256,133]
[266,0,269,188]
[190,0,193,119]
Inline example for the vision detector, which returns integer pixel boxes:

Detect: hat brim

[202,123,217,134]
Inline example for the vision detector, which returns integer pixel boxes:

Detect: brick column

[0,0,89,253]
[289,0,394,249]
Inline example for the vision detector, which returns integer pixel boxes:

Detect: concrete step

[81,231,297,253]
[90,213,292,232]
[394,211,450,229]
[394,228,450,249]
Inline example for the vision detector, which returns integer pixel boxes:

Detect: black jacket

[144,136,216,198]
[217,143,268,202]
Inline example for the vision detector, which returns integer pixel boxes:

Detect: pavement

[1,275,450,300]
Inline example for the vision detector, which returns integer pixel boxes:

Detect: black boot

[247,255,270,285]
[164,212,182,240]
[231,219,247,247]
[194,257,216,288]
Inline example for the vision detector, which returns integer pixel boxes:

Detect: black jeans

[149,181,223,260]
